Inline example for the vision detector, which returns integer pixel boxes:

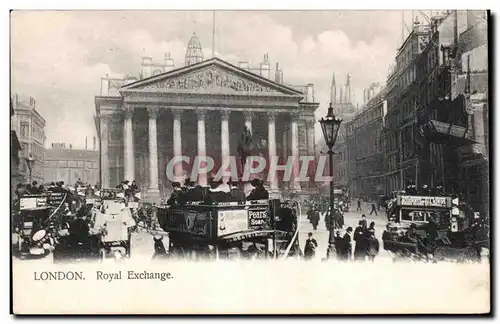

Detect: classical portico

[95,57,319,200]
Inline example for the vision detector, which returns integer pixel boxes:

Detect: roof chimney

[93,136,96,151]
[141,56,153,79]
[164,52,175,72]
[275,62,283,84]
[85,137,88,150]
[260,53,270,79]
[101,73,110,96]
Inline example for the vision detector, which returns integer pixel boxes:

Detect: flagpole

[212,11,216,58]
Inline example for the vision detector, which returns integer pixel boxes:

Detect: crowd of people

[115,180,140,200]
[302,220,380,263]
[14,179,102,199]
[166,177,269,207]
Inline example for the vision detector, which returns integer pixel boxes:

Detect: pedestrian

[357,199,362,211]
[354,221,366,261]
[304,232,318,261]
[370,202,378,216]
[360,214,367,230]
[365,228,380,262]
[368,221,375,232]
[340,226,353,261]
[382,224,394,250]
[333,230,343,259]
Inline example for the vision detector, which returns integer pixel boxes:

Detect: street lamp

[319,102,343,230]
[25,153,35,184]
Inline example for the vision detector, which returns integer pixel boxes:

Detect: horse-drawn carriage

[52,188,136,263]
[383,193,486,263]
[156,198,301,261]
[12,191,68,259]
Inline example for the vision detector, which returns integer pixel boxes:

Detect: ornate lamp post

[25,153,35,183]
[319,103,343,230]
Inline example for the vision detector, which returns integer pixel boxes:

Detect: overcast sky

[11,10,424,149]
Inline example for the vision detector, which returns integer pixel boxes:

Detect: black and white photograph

[9,8,491,314]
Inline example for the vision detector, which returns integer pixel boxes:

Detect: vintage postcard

[10,9,490,314]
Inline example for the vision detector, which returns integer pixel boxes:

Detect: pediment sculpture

[139,66,277,93]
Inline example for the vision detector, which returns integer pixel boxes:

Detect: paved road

[12,207,392,264]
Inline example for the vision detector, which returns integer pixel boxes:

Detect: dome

[185,32,204,66]
[187,33,202,50]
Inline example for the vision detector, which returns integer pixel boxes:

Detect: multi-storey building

[345,84,387,198]
[43,141,100,186]
[393,18,432,189]
[95,33,319,200]
[11,94,46,183]
[419,10,489,215]
[383,63,400,194]
[11,99,22,197]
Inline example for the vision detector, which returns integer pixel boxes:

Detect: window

[20,122,29,137]
[68,160,77,168]
[58,161,67,167]
[86,162,92,169]
[77,161,84,168]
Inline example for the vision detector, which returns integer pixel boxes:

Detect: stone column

[291,113,301,191]
[306,119,315,156]
[306,119,316,189]
[172,108,183,182]
[282,130,288,160]
[268,112,279,191]
[196,109,207,186]
[123,106,135,182]
[99,114,110,188]
[220,110,230,182]
[147,107,160,197]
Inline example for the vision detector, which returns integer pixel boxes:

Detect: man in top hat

[246,179,269,200]
[69,212,90,245]
[206,177,227,202]
[228,179,245,201]
[183,178,196,192]
[167,182,182,206]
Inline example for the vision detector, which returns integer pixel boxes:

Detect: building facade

[383,63,400,194]
[394,19,432,190]
[381,10,489,217]
[419,10,489,216]
[11,100,22,197]
[43,142,99,185]
[11,94,46,183]
[346,87,387,198]
[95,34,319,200]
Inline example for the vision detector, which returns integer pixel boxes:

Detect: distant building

[327,73,358,191]
[11,94,46,183]
[346,88,387,198]
[44,140,99,185]
[96,33,319,200]
[11,99,22,197]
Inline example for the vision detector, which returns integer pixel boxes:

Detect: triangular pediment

[121,57,303,96]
